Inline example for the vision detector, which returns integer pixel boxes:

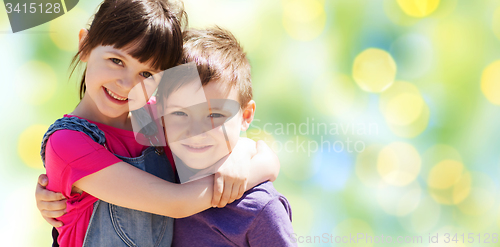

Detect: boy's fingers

[39,200,67,211]
[212,173,224,207]
[37,174,48,187]
[41,209,66,219]
[43,216,64,228]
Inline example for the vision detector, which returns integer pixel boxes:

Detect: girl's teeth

[106,88,127,101]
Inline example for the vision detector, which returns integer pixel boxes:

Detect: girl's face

[82,45,163,119]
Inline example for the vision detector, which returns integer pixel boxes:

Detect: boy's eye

[208,113,225,118]
[110,58,123,66]
[171,111,187,116]
[141,72,153,78]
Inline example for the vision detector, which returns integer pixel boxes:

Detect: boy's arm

[247,197,297,247]
[35,174,66,227]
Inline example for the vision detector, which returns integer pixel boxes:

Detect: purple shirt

[173,181,296,247]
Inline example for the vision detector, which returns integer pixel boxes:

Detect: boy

[157,27,296,246]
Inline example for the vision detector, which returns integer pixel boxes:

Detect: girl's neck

[71,94,133,131]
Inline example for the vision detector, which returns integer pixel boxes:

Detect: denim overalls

[41,116,175,247]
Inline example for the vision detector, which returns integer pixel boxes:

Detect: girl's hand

[35,174,67,227]
[211,138,257,208]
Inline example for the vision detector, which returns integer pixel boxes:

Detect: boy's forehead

[163,79,238,107]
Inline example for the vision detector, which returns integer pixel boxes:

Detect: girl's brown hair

[72,0,187,99]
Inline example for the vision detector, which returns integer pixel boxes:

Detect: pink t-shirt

[45,114,166,247]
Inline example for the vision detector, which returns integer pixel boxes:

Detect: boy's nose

[186,121,209,138]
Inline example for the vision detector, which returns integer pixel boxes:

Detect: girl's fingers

[38,174,49,187]
[237,182,245,199]
[43,216,64,228]
[229,182,241,203]
[39,199,67,211]
[212,173,224,207]
[41,209,66,219]
[217,177,234,208]
[36,183,65,202]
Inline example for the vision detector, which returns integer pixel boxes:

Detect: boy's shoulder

[237,181,285,210]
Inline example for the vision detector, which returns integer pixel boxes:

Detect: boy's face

[161,80,253,169]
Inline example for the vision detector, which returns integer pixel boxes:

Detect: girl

[36,0,279,246]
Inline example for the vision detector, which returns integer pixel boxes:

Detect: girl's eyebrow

[105,50,128,61]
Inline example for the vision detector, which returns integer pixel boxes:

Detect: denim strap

[40,117,106,167]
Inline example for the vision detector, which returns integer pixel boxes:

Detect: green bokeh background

[1,0,500,246]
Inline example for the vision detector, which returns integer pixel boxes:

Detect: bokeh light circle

[14,61,57,105]
[428,161,471,205]
[352,48,397,93]
[481,60,500,105]
[377,142,421,186]
[380,81,429,138]
[396,0,440,18]
[282,0,326,41]
[18,125,49,169]
[428,160,463,190]
[385,93,424,125]
[421,144,462,181]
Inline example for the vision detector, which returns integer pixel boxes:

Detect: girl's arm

[74,161,213,218]
[37,138,279,220]
[75,139,279,218]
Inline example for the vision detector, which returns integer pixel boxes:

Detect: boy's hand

[35,174,67,227]
[212,138,257,208]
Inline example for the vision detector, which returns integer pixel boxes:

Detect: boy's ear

[78,28,89,62]
[241,100,255,131]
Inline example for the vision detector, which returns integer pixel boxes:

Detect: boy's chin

[182,159,213,170]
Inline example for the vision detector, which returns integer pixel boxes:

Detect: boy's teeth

[106,88,127,101]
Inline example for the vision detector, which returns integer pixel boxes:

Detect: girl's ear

[241,100,256,131]
[78,28,89,62]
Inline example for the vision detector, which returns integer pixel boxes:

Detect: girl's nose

[116,75,137,91]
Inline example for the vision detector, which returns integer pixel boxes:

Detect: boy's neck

[72,94,132,130]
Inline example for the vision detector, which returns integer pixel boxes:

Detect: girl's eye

[110,58,123,66]
[208,113,225,118]
[141,72,153,78]
[172,111,187,117]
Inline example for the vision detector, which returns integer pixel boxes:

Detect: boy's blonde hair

[158,26,252,108]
